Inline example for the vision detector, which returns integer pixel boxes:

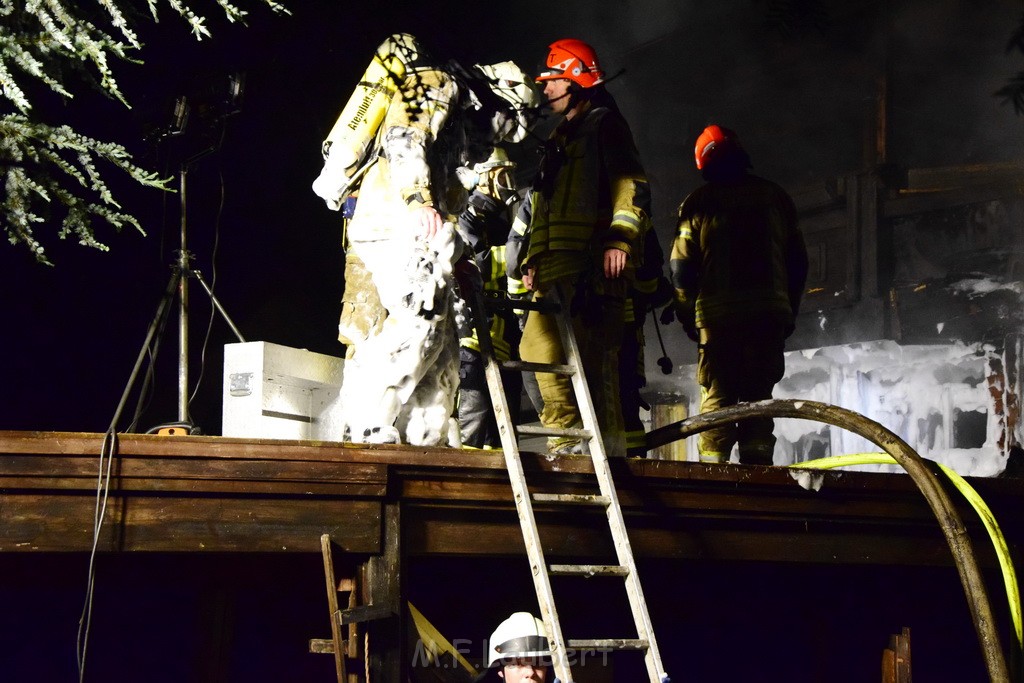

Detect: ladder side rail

[549,285,668,683]
[546,284,607,457]
[592,450,668,682]
[473,289,575,683]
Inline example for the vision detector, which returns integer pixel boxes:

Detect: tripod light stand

[171,152,247,424]
[114,79,247,433]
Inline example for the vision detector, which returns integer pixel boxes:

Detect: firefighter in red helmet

[669,124,809,465]
[509,38,652,457]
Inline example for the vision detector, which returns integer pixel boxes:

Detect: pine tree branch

[1,113,171,263]
[1,1,290,263]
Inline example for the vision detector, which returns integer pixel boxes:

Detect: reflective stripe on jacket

[524,103,649,286]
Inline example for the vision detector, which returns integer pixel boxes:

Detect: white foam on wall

[651,339,1013,477]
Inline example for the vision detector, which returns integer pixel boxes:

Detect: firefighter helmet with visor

[486,612,552,669]
[472,61,541,143]
[694,124,746,171]
[536,38,605,88]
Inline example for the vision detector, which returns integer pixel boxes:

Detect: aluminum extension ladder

[473,285,669,683]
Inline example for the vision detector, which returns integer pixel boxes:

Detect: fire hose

[646,398,1014,682]
[791,452,1021,665]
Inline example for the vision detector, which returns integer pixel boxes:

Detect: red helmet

[536,39,605,88]
[694,124,742,170]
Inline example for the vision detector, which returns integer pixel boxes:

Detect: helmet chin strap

[566,82,584,111]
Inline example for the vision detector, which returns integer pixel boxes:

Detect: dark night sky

[4,0,1024,435]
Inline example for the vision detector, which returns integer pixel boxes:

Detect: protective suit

[455,150,523,448]
[312,34,539,446]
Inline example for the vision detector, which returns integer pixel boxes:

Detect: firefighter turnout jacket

[670,174,808,333]
[521,103,650,288]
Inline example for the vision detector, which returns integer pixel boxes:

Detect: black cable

[77,256,183,680]
[75,429,117,682]
[188,154,228,412]
[651,307,674,374]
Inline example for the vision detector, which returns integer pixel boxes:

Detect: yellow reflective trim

[489,245,505,283]
[511,215,529,236]
[612,211,642,229]
[507,278,528,295]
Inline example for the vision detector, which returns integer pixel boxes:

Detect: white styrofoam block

[222,342,345,441]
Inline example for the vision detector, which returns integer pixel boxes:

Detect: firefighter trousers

[619,318,647,457]
[338,249,386,359]
[696,323,787,465]
[340,230,461,447]
[457,347,523,449]
[520,280,627,457]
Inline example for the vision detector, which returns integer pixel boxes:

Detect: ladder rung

[516,425,592,438]
[567,638,649,651]
[501,360,576,375]
[308,638,334,654]
[531,493,610,506]
[549,564,629,577]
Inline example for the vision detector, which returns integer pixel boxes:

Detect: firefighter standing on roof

[511,38,651,457]
[312,34,539,447]
[455,148,524,449]
[669,124,809,465]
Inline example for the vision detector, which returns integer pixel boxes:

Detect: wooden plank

[0,476,383,497]
[7,429,1023,497]
[895,627,911,681]
[309,639,336,655]
[413,475,938,519]
[881,627,912,682]
[340,604,394,624]
[881,648,895,683]
[0,454,388,494]
[403,513,962,566]
[0,494,382,553]
[906,161,1024,190]
[0,431,513,468]
[1,431,1023,565]
[883,182,1024,218]
[366,503,402,682]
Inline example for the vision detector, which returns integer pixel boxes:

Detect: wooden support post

[365,502,402,682]
[881,627,911,683]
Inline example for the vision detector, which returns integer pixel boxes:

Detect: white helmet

[474,145,515,173]
[456,147,518,198]
[473,62,542,143]
[487,612,551,668]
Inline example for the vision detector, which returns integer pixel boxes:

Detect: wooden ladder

[474,285,669,683]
